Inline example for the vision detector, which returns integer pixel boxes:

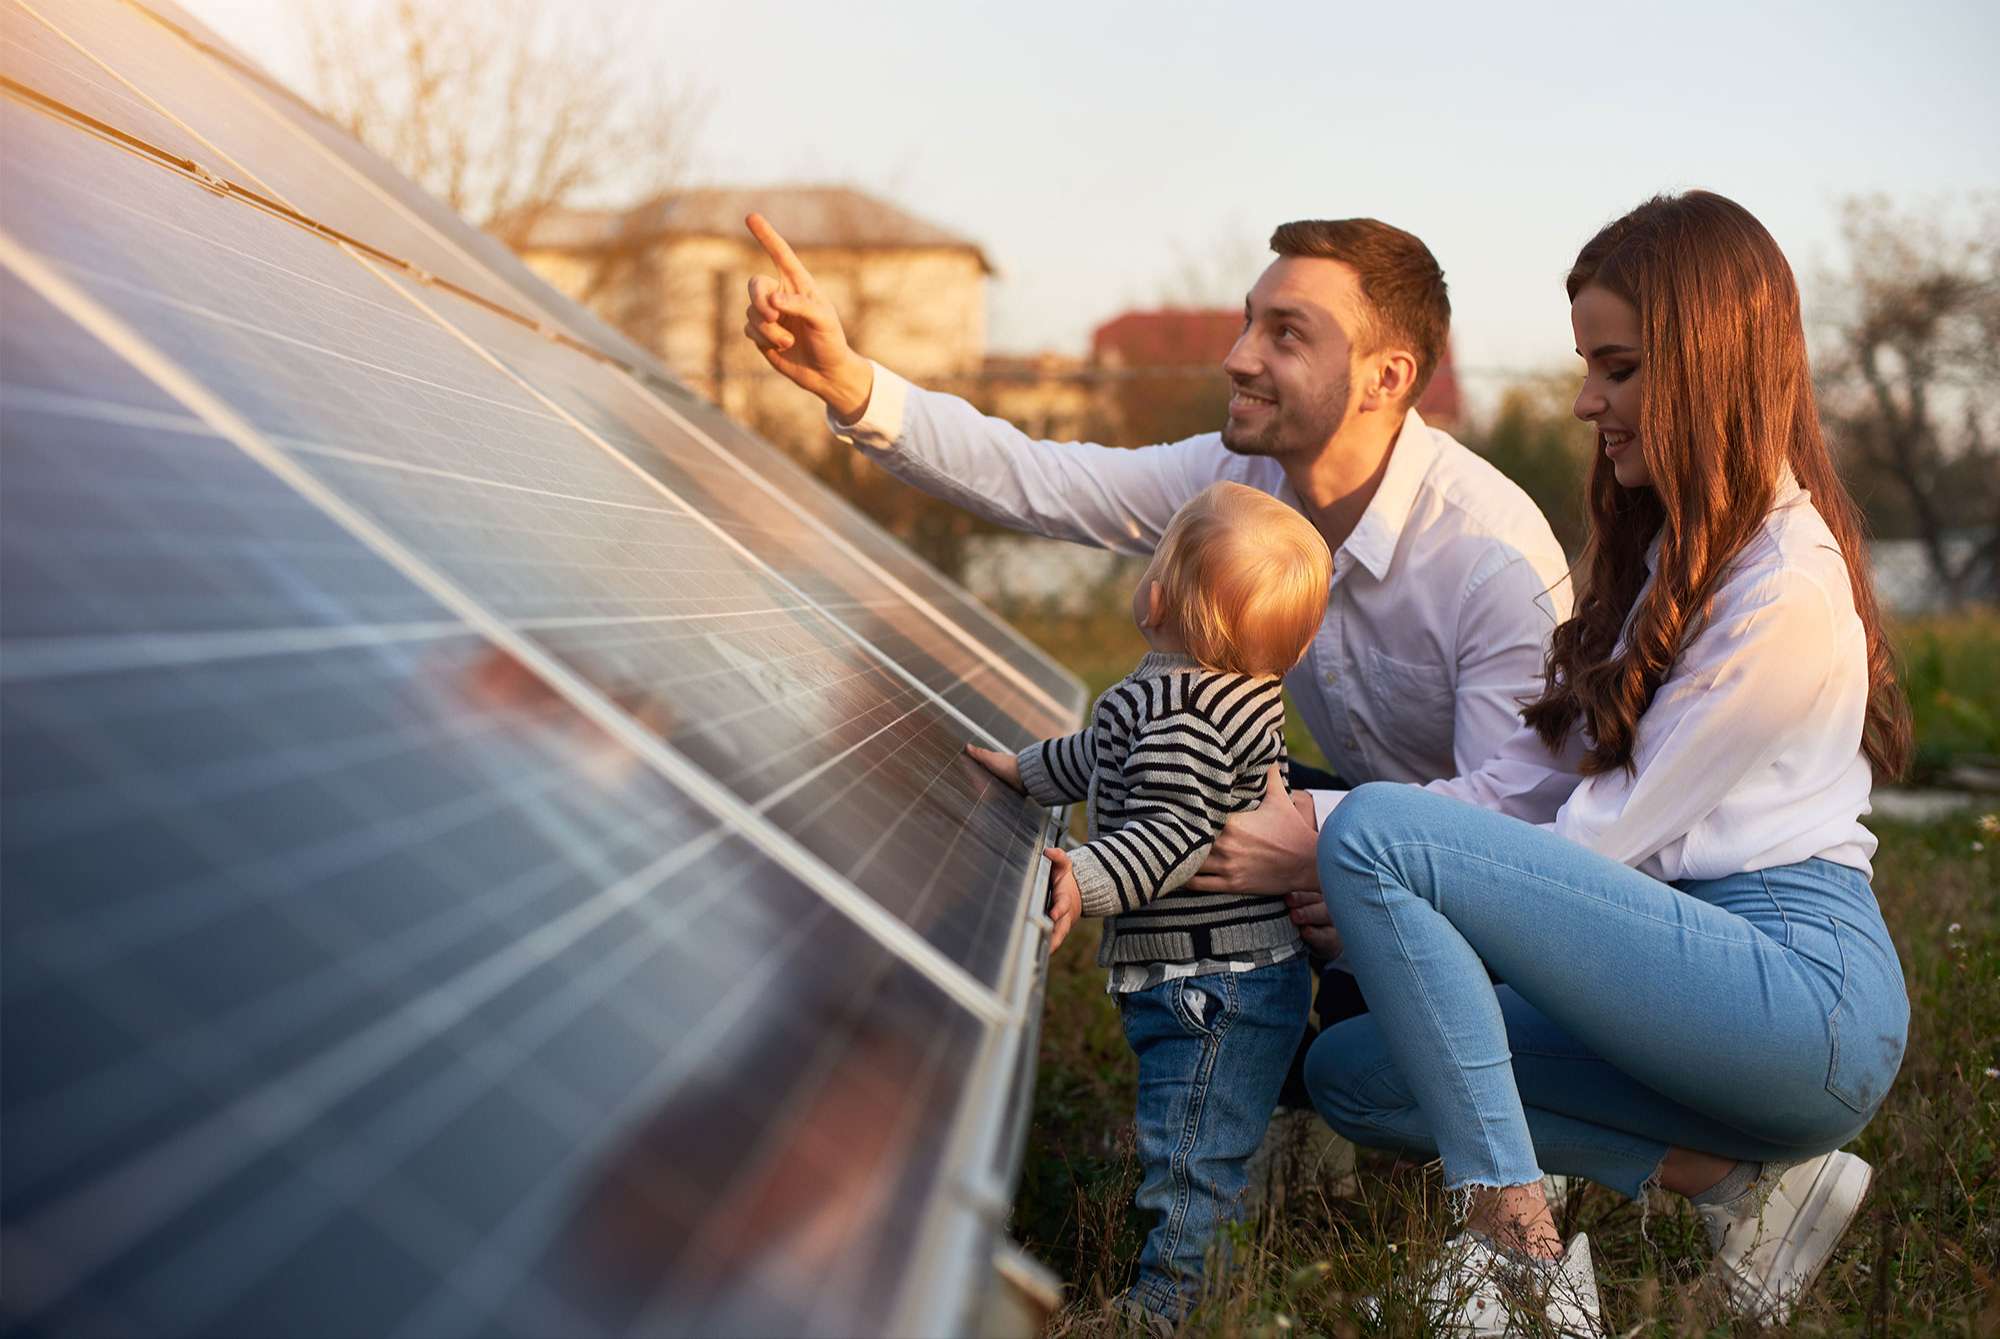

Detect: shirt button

[1323,670,1338,685]
[1344,735,1359,750]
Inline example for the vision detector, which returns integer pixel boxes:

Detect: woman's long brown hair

[1520,191,1911,779]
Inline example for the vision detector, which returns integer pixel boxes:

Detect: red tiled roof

[1091,309,1241,367]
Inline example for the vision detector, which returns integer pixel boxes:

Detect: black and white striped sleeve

[1016,727,1095,806]
[1064,710,1233,917]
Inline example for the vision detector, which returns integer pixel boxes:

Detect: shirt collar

[1132,650,1205,678]
[1340,410,1438,581]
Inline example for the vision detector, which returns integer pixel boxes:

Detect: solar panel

[0,4,1085,1334]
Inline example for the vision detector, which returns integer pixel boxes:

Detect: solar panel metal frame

[0,4,1086,1332]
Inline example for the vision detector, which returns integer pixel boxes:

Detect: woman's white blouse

[1321,474,1879,881]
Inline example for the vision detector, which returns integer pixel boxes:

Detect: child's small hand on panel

[964,742,1024,792]
[1044,846,1081,950]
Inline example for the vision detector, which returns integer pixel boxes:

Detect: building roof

[1090,306,1463,426]
[1091,309,1243,368]
[514,186,993,272]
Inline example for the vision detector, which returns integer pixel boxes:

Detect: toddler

[967,480,1333,1325]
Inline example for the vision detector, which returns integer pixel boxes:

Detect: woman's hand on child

[1284,890,1344,958]
[964,742,1025,792]
[1044,845,1081,950]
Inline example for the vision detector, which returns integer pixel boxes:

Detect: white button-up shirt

[833,363,1573,794]
[1405,472,1879,881]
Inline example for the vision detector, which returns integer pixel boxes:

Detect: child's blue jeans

[1306,783,1908,1198]
[1115,953,1310,1321]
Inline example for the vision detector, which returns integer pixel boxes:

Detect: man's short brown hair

[1269,218,1450,405]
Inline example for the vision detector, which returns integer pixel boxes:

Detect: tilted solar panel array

[0,2,1086,1334]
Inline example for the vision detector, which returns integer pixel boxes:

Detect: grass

[1898,611,2000,785]
[1003,604,2000,1336]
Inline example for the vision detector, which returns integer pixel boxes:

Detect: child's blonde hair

[1151,482,1333,677]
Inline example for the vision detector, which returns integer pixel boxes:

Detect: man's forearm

[829,362,1198,553]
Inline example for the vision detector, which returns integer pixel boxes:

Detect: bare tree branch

[297,0,706,250]
[1816,194,2000,606]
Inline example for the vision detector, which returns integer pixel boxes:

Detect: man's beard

[1220,366,1352,459]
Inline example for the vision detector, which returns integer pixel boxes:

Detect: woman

[1302,191,1910,1332]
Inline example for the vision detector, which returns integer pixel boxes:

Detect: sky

[177,0,2000,407]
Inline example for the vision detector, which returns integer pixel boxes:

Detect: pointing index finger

[745,212,814,291]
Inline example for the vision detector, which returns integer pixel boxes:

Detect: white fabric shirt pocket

[1365,647,1455,771]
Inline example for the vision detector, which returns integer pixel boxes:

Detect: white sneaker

[1387,1231,1604,1337]
[1698,1150,1873,1326]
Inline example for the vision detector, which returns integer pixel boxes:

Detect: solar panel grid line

[0,230,1013,1031]
[350,252,1021,755]
[0,619,472,682]
[26,0,755,468]
[772,716,1051,1000]
[877,850,1058,1333]
[881,833,1063,1330]
[27,0,1085,724]
[339,266,1074,745]
[121,0,672,373]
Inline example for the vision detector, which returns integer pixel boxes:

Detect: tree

[1816,195,2000,606]
[299,0,703,251]
[1466,373,1595,558]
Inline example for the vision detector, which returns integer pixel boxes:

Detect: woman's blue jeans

[1306,784,1908,1198]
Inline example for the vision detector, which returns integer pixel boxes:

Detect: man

[740,211,1569,1032]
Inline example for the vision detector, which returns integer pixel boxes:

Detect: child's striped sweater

[1017,651,1301,968]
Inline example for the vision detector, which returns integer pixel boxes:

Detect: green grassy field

[1005,607,2000,1335]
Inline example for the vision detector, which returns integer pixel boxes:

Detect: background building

[518,185,991,457]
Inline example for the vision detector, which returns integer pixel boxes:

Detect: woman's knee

[1317,783,1414,889]
[1317,782,1438,918]
[1303,1016,1406,1138]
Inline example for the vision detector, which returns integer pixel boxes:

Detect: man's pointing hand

[743,213,874,423]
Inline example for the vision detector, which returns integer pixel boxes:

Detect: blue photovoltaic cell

[659,382,1091,716]
[2,5,1080,1329]
[53,0,1086,721]
[0,94,1047,990]
[382,269,1075,747]
[0,268,988,1339]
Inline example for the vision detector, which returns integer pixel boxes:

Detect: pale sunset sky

[177,0,2000,408]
